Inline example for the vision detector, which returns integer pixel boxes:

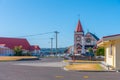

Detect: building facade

[0,37,40,56]
[97,34,120,70]
[74,20,99,54]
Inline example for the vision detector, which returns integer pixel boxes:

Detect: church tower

[74,20,84,54]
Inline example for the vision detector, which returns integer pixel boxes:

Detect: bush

[96,47,105,56]
[14,46,23,56]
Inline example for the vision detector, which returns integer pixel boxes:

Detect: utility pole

[54,31,59,56]
[50,38,53,56]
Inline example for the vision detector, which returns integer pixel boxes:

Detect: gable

[85,32,99,41]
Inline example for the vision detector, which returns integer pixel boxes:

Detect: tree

[87,47,94,60]
[96,47,105,56]
[88,47,93,53]
[14,46,23,56]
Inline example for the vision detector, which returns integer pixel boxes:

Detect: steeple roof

[75,19,84,32]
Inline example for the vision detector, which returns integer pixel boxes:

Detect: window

[86,38,91,43]
[76,37,81,41]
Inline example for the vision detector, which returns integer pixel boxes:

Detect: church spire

[75,19,84,32]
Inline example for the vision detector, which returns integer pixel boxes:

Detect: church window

[77,44,81,48]
[76,37,81,41]
[86,38,91,43]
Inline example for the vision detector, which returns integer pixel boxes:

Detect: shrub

[14,46,23,56]
[96,47,105,56]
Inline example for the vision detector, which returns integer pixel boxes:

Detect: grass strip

[0,56,38,61]
[65,63,104,71]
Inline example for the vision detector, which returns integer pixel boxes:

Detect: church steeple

[75,19,84,32]
[74,19,84,54]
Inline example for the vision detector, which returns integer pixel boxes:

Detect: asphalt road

[0,57,120,80]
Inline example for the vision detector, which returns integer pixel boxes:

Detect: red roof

[30,45,40,51]
[75,20,84,32]
[0,37,40,51]
[97,34,120,44]
[103,34,120,38]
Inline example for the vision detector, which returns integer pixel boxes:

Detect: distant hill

[40,48,67,54]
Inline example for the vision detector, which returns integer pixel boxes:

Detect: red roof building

[30,45,40,51]
[0,37,40,51]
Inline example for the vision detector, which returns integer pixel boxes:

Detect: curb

[62,60,120,72]
[16,57,40,61]
[77,70,117,72]
[63,67,117,72]
[63,66,119,72]
[63,67,69,71]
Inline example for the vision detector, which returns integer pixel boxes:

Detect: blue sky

[0,0,120,48]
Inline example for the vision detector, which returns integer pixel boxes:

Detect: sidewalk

[14,61,66,67]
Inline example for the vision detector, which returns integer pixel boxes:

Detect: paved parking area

[14,62,66,67]
[0,58,120,80]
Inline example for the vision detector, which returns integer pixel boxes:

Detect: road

[0,57,120,80]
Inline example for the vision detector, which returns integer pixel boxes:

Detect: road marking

[83,76,89,79]
[55,76,64,78]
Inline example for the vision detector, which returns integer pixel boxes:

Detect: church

[74,19,99,55]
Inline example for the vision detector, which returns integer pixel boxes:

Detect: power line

[17,31,54,37]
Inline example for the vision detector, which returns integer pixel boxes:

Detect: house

[97,34,120,70]
[30,45,40,56]
[0,37,40,56]
[0,46,14,56]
